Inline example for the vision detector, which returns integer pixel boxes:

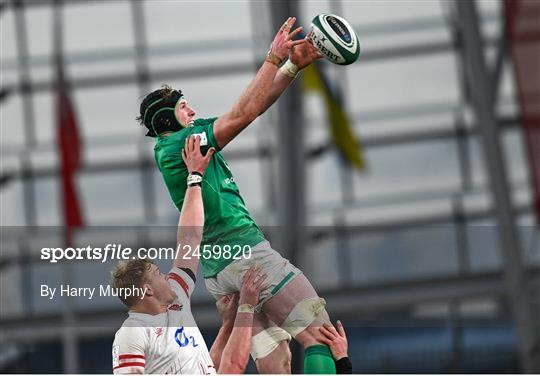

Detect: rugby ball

[309,14,360,65]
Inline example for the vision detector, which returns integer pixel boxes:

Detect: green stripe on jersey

[271,271,295,295]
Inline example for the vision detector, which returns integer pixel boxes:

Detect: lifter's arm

[210,324,233,371]
[213,17,303,149]
[217,266,267,374]
[209,294,238,369]
[173,135,215,275]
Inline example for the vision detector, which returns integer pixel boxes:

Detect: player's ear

[143,283,154,297]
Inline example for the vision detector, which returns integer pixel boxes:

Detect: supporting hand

[319,320,349,361]
[216,293,239,328]
[238,266,267,307]
[181,135,215,174]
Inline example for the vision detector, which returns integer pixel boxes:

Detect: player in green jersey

[138,18,338,374]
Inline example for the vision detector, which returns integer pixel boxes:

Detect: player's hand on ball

[290,37,324,69]
[319,321,348,361]
[239,266,267,307]
[182,135,215,175]
[270,17,304,61]
[216,293,239,327]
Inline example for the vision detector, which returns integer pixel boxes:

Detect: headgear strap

[140,88,185,137]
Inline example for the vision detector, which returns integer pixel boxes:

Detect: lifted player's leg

[251,313,292,374]
[262,273,336,374]
[205,259,292,374]
[205,242,336,373]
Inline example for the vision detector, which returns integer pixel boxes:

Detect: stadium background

[1,0,539,373]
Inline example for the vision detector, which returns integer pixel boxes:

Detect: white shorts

[204,241,301,310]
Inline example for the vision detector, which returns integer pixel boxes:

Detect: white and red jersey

[112,267,216,374]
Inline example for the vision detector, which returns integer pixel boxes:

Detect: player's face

[146,265,177,304]
[175,99,196,127]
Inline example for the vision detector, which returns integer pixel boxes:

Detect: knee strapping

[250,327,292,360]
[282,297,326,338]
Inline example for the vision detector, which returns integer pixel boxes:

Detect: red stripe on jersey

[168,272,190,297]
[119,359,145,366]
[113,362,145,370]
[119,354,145,360]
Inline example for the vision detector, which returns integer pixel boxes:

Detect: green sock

[304,344,337,374]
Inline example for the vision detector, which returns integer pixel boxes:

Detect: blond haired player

[111,136,267,374]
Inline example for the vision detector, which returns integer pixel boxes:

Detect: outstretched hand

[270,17,305,61]
[181,135,215,175]
[290,37,323,69]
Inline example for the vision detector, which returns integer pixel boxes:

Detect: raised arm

[213,17,303,149]
[209,294,238,369]
[259,37,323,116]
[173,135,215,275]
[218,266,267,374]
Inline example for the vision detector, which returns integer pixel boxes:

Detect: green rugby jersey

[154,117,266,278]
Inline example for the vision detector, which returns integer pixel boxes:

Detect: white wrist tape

[280,59,299,78]
[187,173,203,186]
[237,303,255,314]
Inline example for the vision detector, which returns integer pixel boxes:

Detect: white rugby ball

[309,14,360,65]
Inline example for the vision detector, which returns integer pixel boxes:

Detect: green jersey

[154,117,266,277]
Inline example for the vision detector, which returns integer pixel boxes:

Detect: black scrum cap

[139,86,184,137]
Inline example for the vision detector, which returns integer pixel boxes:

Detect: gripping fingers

[336,320,346,337]
[242,268,252,285]
[279,18,289,33]
[281,17,295,33]
[188,135,194,152]
[194,135,201,151]
[243,266,258,285]
[204,147,216,163]
[185,135,194,153]
[319,337,333,347]
[302,36,323,57]
[320,325,336,340]
[216,295,229,307]
[324,323,339,336]
[250,266,262,283]
[250,266,263,286]
[289,39,305,48]
[288,26,303,40]
[253,273,267,289]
